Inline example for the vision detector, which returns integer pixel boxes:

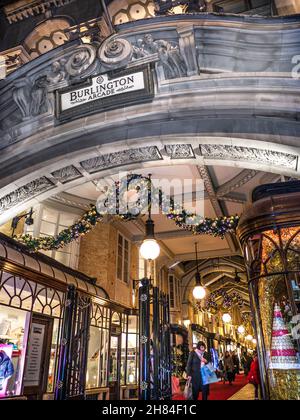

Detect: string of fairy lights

[17,174,240,252]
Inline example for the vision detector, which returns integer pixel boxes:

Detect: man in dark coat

[186,341,211,400]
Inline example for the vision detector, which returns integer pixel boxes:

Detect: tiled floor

[229,384,255,400]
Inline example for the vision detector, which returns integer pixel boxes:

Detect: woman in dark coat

[186,341,211,401]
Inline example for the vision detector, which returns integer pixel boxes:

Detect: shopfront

[0,234,138,400]
[238,181,300,400]
[191,324,208,350]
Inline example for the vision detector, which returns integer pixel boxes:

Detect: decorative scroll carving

[0,177,54,213]
[200,144,298,170]
[12,76,50,120]
[80,146,163,174]
[51,165,83,184]
[65,44,97,78]
[165,144,195,159]
[47,44,98,85]
[132,34,187,79]
[98,38,133,70]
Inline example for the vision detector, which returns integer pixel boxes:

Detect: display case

[238,181,300,400]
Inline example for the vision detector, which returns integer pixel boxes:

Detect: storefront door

[108,335,121,400]
[23,314,54,400]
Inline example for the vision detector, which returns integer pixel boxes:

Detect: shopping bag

[183,378,193,400]
[201,365,220,385]
[172,376,181,396]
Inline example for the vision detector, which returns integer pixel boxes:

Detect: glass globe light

[193,285,206,300]
[238,325,245,334]
[252,339,257,345]
[246,334,253,341]
[222,313,232,323]
[140,239,160,261]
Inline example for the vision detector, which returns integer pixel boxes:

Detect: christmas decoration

[269,304,300,370]
[16,174,240,252]
[204,290,245,311]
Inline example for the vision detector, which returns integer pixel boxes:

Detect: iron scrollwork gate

[55,285,91,400]
[139,278,172,400]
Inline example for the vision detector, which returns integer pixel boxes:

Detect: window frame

[116,232,131,284]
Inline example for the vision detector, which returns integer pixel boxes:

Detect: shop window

[0,306,30,398]
[24,205,80,269]
[117,233,130,284]
[47,318,60,393]
[86,304,110,390]
[126,315,138,385]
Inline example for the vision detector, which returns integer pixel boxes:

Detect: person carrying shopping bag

[186,341,211,400]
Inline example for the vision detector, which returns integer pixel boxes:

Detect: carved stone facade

[200,145,298,170]
[0,177,54,213]
[3,0,75,24]
[165,144,195,159]
[51,166,83,184]
[12,76,51,120]
[80,146,163,173]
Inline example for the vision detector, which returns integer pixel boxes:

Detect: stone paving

[228,384,256,400]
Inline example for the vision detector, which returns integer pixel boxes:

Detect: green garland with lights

[17,174,240,252]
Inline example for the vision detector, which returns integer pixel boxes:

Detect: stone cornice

[4,0,75,24]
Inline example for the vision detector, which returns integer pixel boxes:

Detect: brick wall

[78,222,138,306]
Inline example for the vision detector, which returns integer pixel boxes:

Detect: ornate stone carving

[80,146,162,174]
[177,25,199,76]
[200,144,298,170]
[13,76,50,120]
[133,34,187,80]
[65,44,97,78]
[0,177,54,214]
[98,38,133,70]
[47,44,98,85]
[51,165,83,184]
[165,144,195,159]
[4,0,75,24]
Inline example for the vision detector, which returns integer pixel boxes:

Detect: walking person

[224,351,235,385]
[232,351,240,379]
[186,341,211,400]
[248,352,260,400]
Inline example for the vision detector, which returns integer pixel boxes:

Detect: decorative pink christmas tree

[269,304,300,370]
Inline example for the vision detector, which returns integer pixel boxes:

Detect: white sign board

[23,323,45,387]
[60,71,145,112]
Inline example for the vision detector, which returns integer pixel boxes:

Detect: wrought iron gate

[55,285,91,400]
[139,278,172,400]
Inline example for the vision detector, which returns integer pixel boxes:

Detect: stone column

[275,0,300,15]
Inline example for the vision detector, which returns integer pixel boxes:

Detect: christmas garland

[17,174,240,252]
[204,290,245,312]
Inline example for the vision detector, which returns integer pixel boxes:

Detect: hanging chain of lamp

[192,242,206,300]
[139,175,161,261]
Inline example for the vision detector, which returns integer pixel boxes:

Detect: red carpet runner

[173,374,248,401]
